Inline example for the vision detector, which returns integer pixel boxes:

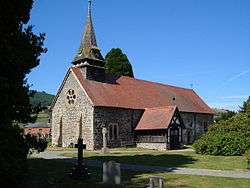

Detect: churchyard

[21,158,250,188]
[23,146,250,188]
[59,147,248,171]
[2,1,249,187]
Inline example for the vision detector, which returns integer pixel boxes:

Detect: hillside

[29,90,54,108]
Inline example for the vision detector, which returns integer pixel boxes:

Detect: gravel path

[32,151,250,179]
[32,150,74,159]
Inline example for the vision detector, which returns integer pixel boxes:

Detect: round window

[66,89,76,105]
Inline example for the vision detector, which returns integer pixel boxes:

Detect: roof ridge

[119,76,193,91]
[145,106,177,110]
[69,67,213,114]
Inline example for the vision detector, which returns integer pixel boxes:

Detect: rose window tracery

[66,89,76,105]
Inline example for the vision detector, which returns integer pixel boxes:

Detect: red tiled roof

[135,106,176,130]
[71,67,214,114]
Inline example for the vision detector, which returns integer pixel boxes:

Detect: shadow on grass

[21,158,118,188]
[86,153,197,169]
[21,154,196,188]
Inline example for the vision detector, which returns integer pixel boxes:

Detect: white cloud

[209,102,240,111]
[217,95,249,100]
[228,69,250,82]
[175,70,216,77]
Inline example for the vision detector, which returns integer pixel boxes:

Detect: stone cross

[75,138,86,166]
[103,161,121,185]
[71,138,88,179]
[102,127,109,153]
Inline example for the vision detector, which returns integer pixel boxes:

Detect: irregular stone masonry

[52,71,213,150]
[52,72,94,150]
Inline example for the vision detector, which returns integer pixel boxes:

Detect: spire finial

[88,0,92,17]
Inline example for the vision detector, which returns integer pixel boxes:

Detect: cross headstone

[102,127,109,153]
[75,138,86,166]
[70,138,89,179]
[103,161,121,185]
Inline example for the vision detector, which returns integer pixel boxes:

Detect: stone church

[51,0,214,150]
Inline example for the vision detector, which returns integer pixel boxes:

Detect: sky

[28,0,250,111]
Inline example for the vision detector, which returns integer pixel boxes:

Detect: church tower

[73,0,105,82]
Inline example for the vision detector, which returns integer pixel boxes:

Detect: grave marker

[71,138,89,179]
[102,127,109,153]
[148,176,165,188]
[103,161,121,185]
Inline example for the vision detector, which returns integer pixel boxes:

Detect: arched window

[108,123,119,140]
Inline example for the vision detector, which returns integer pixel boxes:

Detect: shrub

[0,125,29,187]
[193,132,250,156]
[193,113,250,156]
[25,134,48,153]
[0,125,48,187]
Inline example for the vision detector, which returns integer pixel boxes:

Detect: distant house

[213,108,230,120]
[24,123,51,139]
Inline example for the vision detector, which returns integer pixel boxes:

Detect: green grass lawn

[35,112,49,123]
[61,148,248,171]
[21,158,250,188]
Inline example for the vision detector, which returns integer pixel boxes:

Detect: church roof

[73,0,104,64]
[135,106,177,130]
[71,67,214,114]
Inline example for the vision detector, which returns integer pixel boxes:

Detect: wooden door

[170,127,180,149]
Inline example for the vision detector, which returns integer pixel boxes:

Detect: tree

[246,102,250,118]
[239,96,250,113]
[105,48,134,78]
[0,0,46,186]
[0,0,47,126]
[215,110,236,122]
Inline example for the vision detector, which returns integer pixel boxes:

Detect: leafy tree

[246,102,250,118]
[215,110,236,122]
[0,0,46,186]
[239,96,250,113]
[105,48,134,78]
[0,0,47,126]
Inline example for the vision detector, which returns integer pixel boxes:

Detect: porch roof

[135,106,177,130]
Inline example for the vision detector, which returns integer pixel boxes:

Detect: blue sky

[28,0,250,111]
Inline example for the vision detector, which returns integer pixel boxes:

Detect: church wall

[93,107,143,150]
[51,71,94,150]
[136,143,167,151]
[180,112,213,144]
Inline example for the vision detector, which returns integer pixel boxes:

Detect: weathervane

[88,0,92,17]
[88,0,92,8]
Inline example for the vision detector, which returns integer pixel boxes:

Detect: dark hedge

[0,125,48,187]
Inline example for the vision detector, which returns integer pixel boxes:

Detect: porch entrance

[170,127,180,149]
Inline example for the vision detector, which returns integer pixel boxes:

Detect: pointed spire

[73,0,104,64]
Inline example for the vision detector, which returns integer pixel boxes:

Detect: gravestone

[148,176,165,188]
[102,127,109,154]
[71,138,89,179]
[103,161,121,185]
